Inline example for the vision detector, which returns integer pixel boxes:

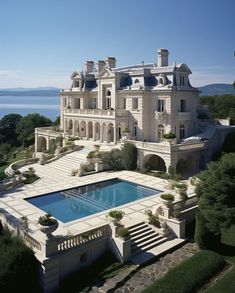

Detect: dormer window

[74,80,79,87]
[180,76,185,86]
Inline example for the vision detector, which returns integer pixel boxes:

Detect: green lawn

[205,225,235,293]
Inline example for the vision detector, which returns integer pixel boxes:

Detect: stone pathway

[90,242,198,293]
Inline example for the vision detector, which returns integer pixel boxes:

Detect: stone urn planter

[38,213,58,237]
[160,194,174,206]
[107,210,125,226]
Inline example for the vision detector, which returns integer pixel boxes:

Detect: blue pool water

[26,179,161,223]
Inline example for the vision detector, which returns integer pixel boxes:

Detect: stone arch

[80,121,86,139]
[145,154,166,172]
[107,123,114,142]
[38,136,47,152]
[94,122,100,140]
[49,138,56,152]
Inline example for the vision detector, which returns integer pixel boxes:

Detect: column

[35,134,38,152]
[113,124,117,144]
[86,122,89,140]
[93,122,96,141]
[72,120,76,137]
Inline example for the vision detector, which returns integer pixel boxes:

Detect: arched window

[158,124,164,141]
[134,79,139,84]
[180,125,185,140]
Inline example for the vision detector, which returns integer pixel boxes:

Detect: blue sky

[0,0,234,88]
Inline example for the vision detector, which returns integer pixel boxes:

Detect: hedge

[142,250,225,293]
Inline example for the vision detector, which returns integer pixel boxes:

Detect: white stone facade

[35,49,235,174]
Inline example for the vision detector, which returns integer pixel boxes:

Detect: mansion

[35,49,234,175]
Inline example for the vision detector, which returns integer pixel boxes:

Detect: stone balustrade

[57,224,111,252]
[63,108,128,118]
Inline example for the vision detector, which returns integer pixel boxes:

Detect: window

[180,125,185,140]
[63,98,67,107]
[180,76,185,86]
[134,122,138,137]
[133,98,138,110]
[106,97,111,109]
[74,80,79,87]
[91,98,96,109]
[158,124,164,141]
[106,90,111,96]
[180,99,187,112]
[74,98,80,109]
[157,99,165,112]
[134,79,139,84]
[123,98,126,109]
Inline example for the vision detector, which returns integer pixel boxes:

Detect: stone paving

[90,242,198,293]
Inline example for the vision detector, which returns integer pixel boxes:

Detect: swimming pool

[26,178,162,223]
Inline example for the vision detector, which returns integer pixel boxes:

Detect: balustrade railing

[57,224,111,252]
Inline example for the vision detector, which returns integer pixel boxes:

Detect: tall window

[133,98,138,110]
[123,98,126,109]
[74,98,80,109]
[180,76,185,86]
[158,124,164,141]
[157,99,165,112]
[180,99,187,112]
[134,122,138,137]
[106,98,111,109]
[91,98,96,109]
[180,124,185,140]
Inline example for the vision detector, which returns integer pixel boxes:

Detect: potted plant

[93,144,101,152]
[163,132,176,144]
[160,193,175,206]
[117,227,130,240]
[38,213,58,236]
[107,210,125,226]
[173,183,188,200]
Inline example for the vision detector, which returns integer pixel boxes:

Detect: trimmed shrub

[160,193,174,201]
[153,171,170,179]
[163,132,176,139]
[142,250,225,293]
[122,143,137,170]
[117,227,130,239]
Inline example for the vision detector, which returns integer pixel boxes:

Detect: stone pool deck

[0,168,179,236]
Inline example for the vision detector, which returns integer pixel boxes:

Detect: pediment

[71,71,83,80]
[177,63,192,74]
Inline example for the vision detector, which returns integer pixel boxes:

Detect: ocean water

[0,95,60,121]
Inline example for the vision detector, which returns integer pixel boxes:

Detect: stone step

[129,226,152,237]
[132,237,168,256]
[132,234,163,249]
[128,223,148,233]
[130,229,155,242]
[131,230,157,245]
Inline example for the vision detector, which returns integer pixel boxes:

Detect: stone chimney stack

[96,60,106,73]
[106,57,116,69]
[85,61,94,73]
[157,49,169,67]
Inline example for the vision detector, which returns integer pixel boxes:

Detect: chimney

[97,60,106,73]
[157,49,169,67]
[106,57,116,69]
[85,61,94,73]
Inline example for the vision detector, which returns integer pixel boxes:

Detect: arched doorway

[49,138,56,152]
[80,121,86,139]
[145,154,166,172]
[38,136,47,152]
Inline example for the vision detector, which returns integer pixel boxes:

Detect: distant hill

[0,87,60,96]
[199,83,235,96]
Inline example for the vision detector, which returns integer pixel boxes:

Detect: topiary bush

[122,143,137,170]
[160,193,175,201]
[117,227,130,240]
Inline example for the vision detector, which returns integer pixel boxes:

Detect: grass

[205,225,235,293]
[58,251,130,293]
[142,250,225,293]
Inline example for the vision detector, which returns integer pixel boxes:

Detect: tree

[16,113,52,146]
[221,132,235,153]
[195,153,235,248]
[53,116,60,126]
[122,143,138,170]
[0,113,22,145]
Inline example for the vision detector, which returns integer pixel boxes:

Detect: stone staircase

[46,146,94,174]
[128,222,169,257]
